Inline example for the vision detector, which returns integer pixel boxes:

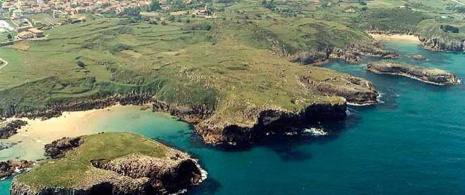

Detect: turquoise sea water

[2,42,465,194]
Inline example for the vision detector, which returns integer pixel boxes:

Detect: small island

[10,132,205,195]
[366,62,460,85]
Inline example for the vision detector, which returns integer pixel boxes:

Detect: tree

[6,34,12,40]
[77,60,86,68]
[149,0,161,11]
[170,0,186,11]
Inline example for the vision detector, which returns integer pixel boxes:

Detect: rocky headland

[366,62,460,85]
[288,42,399,65]
[10,133,205,195]
[419,35,465,52]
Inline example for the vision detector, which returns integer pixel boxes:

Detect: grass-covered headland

[11,132,204,194]
[1,0,463,144]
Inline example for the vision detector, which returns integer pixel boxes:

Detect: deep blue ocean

[1,42,465,194]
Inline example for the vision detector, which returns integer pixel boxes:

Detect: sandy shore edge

[368,33,421,44]
[2,105,142,160]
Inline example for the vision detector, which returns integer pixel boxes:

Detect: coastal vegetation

[0,0,464,144]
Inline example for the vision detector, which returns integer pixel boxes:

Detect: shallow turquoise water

[2,42,465,194]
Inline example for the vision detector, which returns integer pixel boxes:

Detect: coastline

[368,33,421,44]
[2,105,153,161]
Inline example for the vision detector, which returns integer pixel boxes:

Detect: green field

[1,0,464,129]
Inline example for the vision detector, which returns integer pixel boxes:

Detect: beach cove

[1,41,465,194]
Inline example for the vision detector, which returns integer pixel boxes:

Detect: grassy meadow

[1,0,464,125]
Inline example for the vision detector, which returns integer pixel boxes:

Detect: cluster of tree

[148,0,161,11]
[454,6,465,13]
[119,7,142,18]
[170,0,187,11]
[359,8,429,33]
[358,0,367,6]
[440,24,459,33]
[261,0,276,10]
[446,5,465,13]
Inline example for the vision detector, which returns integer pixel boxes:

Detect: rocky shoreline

[10,133,206,195]
[366,62,460,85]
[0,160,34,180]
[0,120,28,139]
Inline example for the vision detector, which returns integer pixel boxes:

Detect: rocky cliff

[419,35,465,52]
[366,62,460,85]
[10,133,205,195]
[290,42,399,65]
[193,102,347,145]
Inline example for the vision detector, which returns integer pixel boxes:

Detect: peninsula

[10,132,205,195]
[366,62,460,85]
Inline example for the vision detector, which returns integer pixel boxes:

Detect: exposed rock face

[152,100,213,124]
[194,103,347,145]
[419,35,465,52]
[291,42,399,65]
[0,160,34,179]
[10,134,204,195]
[300,76,379,105]
[0,120,27,139]
[367,62,460,85]
[150,74,379,146]
[44,137,82,159]
[91,153,203,194]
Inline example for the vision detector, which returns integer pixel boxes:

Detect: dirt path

[451,0,465,6]
[0,58,8,70]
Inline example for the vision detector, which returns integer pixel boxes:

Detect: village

[0,0,156,41]
[0,0,213,42]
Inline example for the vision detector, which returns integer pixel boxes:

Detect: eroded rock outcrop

[0,120,28,139]
[10,133,205,195]
[44,137,82,159]
[0,160,34,179]
[291,43,399,65]
[194,103,347,145]
[300,76,379,105]
[419,35,465,52]
[367,62,460,85]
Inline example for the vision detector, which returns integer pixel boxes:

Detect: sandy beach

[368,33,421,44]
[1,105,130,161]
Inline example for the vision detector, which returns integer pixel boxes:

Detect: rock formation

[0,160,34,179]
[408,54,427,61]
[366,62,460,85]
[0,120,28,139]
[10,133,205,195]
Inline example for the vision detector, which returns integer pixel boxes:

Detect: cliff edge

[10,133,205,195]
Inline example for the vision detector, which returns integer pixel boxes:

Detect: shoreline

[368,33,421,44]
[2,105,153,161]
